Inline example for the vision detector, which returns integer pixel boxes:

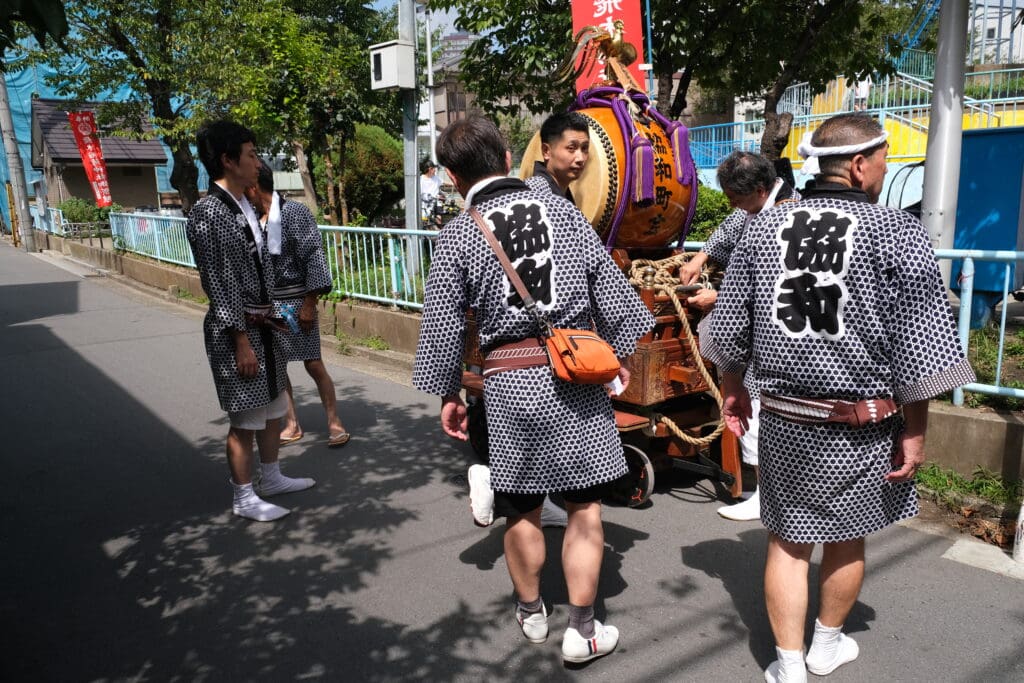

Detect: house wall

[46,164,161,210]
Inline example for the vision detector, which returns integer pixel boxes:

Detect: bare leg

[562,501,604,606]
[504,506,544,602]
[817,538,865,627]
[279,375,302,440]
[304,359,345,436]
[764,532,814,650]
[256,417,281,464]
[226,427,255,484]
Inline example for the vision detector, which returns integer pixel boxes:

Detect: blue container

[952,126,1024,327]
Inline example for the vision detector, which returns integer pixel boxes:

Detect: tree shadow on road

[1,275,599,681]
[678,529,877,669]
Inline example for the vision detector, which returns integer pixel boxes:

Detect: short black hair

[539,112,589,145]
[196,120,256,181]
[420,158,436,174]
[436,116,508,186]
[716,151,776,196]
[255,160,274,193]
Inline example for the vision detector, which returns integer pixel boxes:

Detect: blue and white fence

[108,212,194,267]
[79,213,1024,406]
[28,205,67,235]
[937,249,1024,407]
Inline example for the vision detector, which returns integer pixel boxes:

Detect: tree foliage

[1,0,67,56]
[34,0,403,215]
[437,0,913,156]
[330,123,403,223]
[432,0,575,116]
[40,1,263,211]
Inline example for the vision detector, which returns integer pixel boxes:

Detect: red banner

[571,0,646,94]
[67,111,113,207]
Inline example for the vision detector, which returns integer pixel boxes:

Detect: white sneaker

[515,602,548,643]
[467,464,494,527]
[256,471,316,497]
[561,620,619,663]
[717,488,761,521]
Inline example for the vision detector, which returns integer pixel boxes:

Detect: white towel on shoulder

[266,192,282,255]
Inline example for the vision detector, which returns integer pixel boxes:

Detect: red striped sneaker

[515,602,548,643]
[561,620,619,663]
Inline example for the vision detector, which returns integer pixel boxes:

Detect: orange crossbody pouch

[469,208,620,384]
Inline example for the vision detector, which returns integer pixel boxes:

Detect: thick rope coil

[627,253,725,447]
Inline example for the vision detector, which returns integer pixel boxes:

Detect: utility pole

[422,4,438,164]
[400,0,419,235]
[0,73,36,252]
[920,0,969,282]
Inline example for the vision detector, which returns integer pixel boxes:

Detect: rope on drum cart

[627,253,727,448]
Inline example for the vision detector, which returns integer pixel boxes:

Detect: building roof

[31,98,169,166]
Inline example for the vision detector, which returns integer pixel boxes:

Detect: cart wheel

[466,397,489,465]
[622,444,655,507]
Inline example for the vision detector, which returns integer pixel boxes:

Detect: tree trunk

[290,140,319,212]
[168,140,200,213]
[337,136,349,226]
[322,138,338,225]
[669,69,693,120]
[759,90,794,160]
[656,71,675,117]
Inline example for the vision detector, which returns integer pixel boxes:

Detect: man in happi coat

[413,116,653,664]
[523,111,590,201]
[466,111,594,530]
[679,151,801,522]
[701,113,975,683]
[187,120,315,523]
[244,162,350,449]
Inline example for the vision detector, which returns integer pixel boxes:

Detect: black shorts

[493,480,615,519]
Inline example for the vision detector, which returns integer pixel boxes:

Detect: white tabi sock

[257,461,315,497]
[805,619,859,675]
[231,479,290,522]
[764,647,807,683]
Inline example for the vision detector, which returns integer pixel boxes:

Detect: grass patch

[359,335,390,351]
[917,462,1022,508]
[941,323,1024,410]
[335,332,390,354]
[173,287,208,305]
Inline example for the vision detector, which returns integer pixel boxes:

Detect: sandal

[279,432,304,446]
[327,431,351,448]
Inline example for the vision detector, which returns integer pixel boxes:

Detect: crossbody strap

[468,207,551,336]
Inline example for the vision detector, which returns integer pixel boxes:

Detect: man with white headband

[679,151,801,522]
[701,113,974,683]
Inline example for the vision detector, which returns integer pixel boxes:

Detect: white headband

[797,130,888,175]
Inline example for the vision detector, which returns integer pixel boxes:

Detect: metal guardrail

[320,225,438,310]
[106,212,440,309]
[936,249,1024,407]
[701,68,1024,171]
[28,206,66,235]
[100,222,1014,408]
[109,212,194,268]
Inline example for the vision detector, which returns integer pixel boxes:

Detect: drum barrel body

[520,107,694,249]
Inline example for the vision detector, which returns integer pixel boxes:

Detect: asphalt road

[1,240,1021,682]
